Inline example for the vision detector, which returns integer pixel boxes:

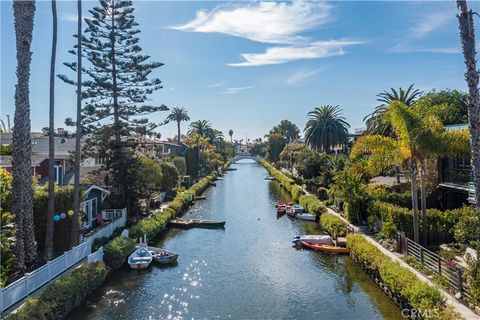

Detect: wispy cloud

[286,68,324,84]
[411,11,453,39]
[222,86,255,94]
[205,82,226,88]
[60,13,78,22]
[229,40,362,67]
[170,1,332,44]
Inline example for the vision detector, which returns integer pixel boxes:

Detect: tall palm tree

[71,0,82,248]
[167,107,190,145]
[45,0,57,260]
[11,0,37,276]
[188,120,213,138]
[364,85,420,137]
[304,105,350,153]
[228,129,233,142]
[458,0,480,214]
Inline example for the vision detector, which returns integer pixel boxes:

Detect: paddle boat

[301,241,350,254]
[169,218,225,229]
[296,213,316,221]
[292,204,304,213]
[128,244,153,270]
[292,234,332,245]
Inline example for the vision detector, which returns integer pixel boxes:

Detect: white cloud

[60,13,78,22]
[205,82,225,88]
[286,68,324,84]
[229,40,362,67]
[170,0,332,44]
[222,86,255,94]
[411,11,453,39]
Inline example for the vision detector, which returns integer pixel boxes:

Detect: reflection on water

[70,161,400,320]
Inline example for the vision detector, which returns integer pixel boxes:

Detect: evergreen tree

[59,0,168,208]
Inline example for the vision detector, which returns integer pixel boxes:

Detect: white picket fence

[0,208,126,313]
[80,208,127,244]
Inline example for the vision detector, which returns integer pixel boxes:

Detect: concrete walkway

[326,208,479,319]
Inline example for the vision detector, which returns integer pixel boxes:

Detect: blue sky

[0,0,476,140]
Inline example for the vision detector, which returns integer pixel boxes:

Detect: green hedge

[347,234,447,313]
[261,160,305,201]
[104,237,136,269]
[6,262,107,320]
[366,185,412,208]
[368,201,477,238]
[320,213,347,237]
[299,195,325,215]
[130,172,219,240]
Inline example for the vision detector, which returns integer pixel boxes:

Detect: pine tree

[59,0,167,208]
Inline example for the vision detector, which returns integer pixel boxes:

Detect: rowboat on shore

[169,218,225,229]
[296,213,316,221]
[301,241,350,254]
[285,205,296,217]
[148,247,179,265]
[128,244,153,270]
[276,203,287,215]
[292,234,332,245]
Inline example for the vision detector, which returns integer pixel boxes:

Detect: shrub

[347,234,447,313]
[320,213,347,237]
[366,185,412,208]
[92,236,109,252]
[104,236,135,269]
[299,195,325,215]
[6,262,107,320]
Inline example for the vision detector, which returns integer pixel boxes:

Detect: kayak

[301,241,350,254]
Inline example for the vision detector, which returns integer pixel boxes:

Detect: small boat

[292,204,304,213]
[301,241,350,254]
[195,196,207,200]
[285,205,296,217]
[209,182,217,187]
[147,246,179,265]
[296,213,316,221]
[169,218,225,229]
[265,176,276,181]
[225,168,237,171]
[276,203,287,215]
[128,244,153,270]
[293,235,332,245]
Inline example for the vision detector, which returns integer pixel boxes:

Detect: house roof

[83,184,110,196]
[0,132,76,156]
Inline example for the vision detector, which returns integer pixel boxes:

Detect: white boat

[292,204,304,213]
[292,234,332,245]
[296,213,316,221]
[147,246,179,265]
[128,244,153,270]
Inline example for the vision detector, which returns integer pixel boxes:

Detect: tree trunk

[110,5,120,144]
[11,0,37,275]
[177,121,181,145]
[409,158,420,243]
[71,0,82,248]
[45,0,57,260]
[457,0,480,214]
[420,160,428,245]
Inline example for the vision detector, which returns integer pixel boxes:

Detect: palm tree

[458,0,480,214]
[45,0,57,260]
[167,107,190,145]
[188,120,213,138]
[304,105,350,153]
[364,85,420,137]
[228,129,233,142]
[71,0,82,248]
[11,0,37,276]
[270,120,300,143]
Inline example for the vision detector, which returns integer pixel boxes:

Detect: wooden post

[457,268,464,296]
[438,257,442,274]
[420,246,424,265]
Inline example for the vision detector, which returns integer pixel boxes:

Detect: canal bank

[69,160,401,319]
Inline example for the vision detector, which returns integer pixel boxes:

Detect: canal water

[70,160,401,320]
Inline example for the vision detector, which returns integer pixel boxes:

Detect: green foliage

[1,212,14,287]
[379,220,397,240]
[92,237,110,253]
[464,242,480,304]
[347,234,446,312]
[185,146,199,180]
[320,213,347,237]
[265,133,286,163]
[304,105,350,152]
[104,237,135,269]
[415,89,468,125]
[365,185,411,208]
[454,210,480,246]
[261,160,305,201]
[269,120,300,143]
[250,142,266,157]
[173,157,187,176]
[299,195,325,215]
[330,170,369,223]
[294,149,332,181]
[135,156,162,197]
[6,262,107,320]
[0,144,13,156]
[0,167,12,212]
[160,162,179,191]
